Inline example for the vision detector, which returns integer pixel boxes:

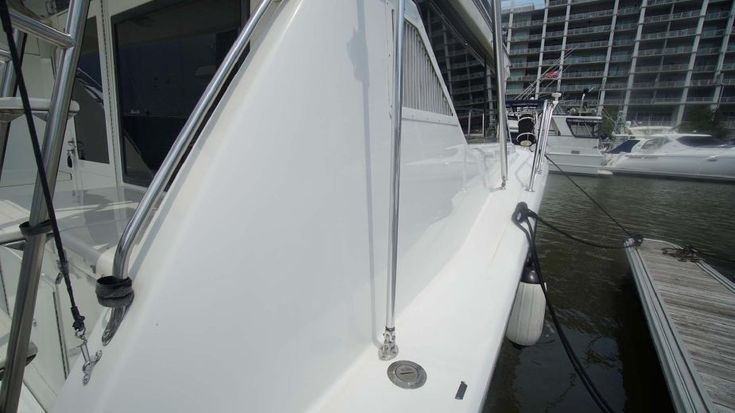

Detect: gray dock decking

[626,238,735,413]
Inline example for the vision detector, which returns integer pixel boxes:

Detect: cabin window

[72,17,109,164]
[565,119,600,139]
[640,137,668,151]
[402,23,453,116]
[677,135,724,147]
[113,0,242,185]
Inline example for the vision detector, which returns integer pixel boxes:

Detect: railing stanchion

[379,0,405,361]
[492,0,509,188]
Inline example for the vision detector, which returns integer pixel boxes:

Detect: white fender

[506,279,546,346]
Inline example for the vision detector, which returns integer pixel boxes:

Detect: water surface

[485,174,735,412]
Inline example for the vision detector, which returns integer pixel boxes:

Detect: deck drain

[387,360,426,389]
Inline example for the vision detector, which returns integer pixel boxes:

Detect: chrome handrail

[527,93,559,192]
[9,8,74,49]
[103,0,278,344]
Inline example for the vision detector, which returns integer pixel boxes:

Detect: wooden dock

[626,238,735,413]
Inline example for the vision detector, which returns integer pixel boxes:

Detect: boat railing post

[538,93,560,172]
[467,109,472,136]
[379,0,405,361]
[492,0,509,188]
[0,29,27,183]
[0,1,91,411]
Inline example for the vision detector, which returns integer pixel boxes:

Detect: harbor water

[484,174,735,412]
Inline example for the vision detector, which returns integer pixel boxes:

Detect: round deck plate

[387,360,427,389]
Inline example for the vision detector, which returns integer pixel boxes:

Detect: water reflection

[486,174,735,412]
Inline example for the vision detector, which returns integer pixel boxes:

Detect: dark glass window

[113,0,241,185]
[566,118,601,139]
[72,17,109,164]
[677,135,727,147]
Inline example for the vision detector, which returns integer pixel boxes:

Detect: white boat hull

[547,151,609,176]
[604,153,735,182]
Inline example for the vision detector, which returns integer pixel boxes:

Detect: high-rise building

[502,0,735,130]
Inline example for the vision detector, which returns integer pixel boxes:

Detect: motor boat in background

[545,114,612,176]
[508,100,609,176]
[604,133,735,182]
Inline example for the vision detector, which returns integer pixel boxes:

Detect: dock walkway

[626,238,735,413]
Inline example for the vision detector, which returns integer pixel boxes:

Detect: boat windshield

[566,118,601,138]
[676,135,730,148]
[608,139,639,153]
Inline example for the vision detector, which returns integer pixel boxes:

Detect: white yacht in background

[604,133,735,182]
[0,0,554,412]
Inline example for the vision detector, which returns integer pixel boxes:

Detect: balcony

[628,97,682,105]
[693,65,717,72]
[612,39,635,47]
[704,11,732,21]
[697,47,724,56]
[563,70,605,78]
[567,40,610,50]
[559,83,600,92]
[614,22,638,31]
[637,46,693,57]
[640,28,697,41]
[631,81,687,89]
[644,10,701,24]
[634,63,687,73]
[603,82,628,90]
[689,79,718,87]
[566,25,612,36]
[510,47,540,55]
[647,0,692,7]
[701,29,726,38]
[603,99,625,105]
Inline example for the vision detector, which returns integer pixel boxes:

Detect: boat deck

[626,238,735,413]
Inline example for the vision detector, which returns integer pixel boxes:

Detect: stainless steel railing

[0,0,91,410]
[527,93,559,192]
[102,0,278,345]
[378,0,405,362]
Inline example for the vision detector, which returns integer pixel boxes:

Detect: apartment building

[502,0,735,130]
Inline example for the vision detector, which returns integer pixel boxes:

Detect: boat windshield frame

[566,118,601,139]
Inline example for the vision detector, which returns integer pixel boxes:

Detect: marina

[0,0,732,412]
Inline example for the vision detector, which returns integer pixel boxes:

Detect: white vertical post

[493,0,509,187]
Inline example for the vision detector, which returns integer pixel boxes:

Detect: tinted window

[677,135,727,147]
[72,17,109,163]
[566,118,600,138]
[113,0,241,185]
[641,137,667,151]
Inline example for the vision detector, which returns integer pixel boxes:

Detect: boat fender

[506,265,546,347]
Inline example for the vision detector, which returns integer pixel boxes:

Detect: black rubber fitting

[19,220,52,238]
[96,276,134,308]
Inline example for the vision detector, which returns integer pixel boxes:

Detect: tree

[681,107,729,139]
[599,107,620,138]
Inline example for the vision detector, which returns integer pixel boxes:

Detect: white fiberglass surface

[52,1,516,412]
